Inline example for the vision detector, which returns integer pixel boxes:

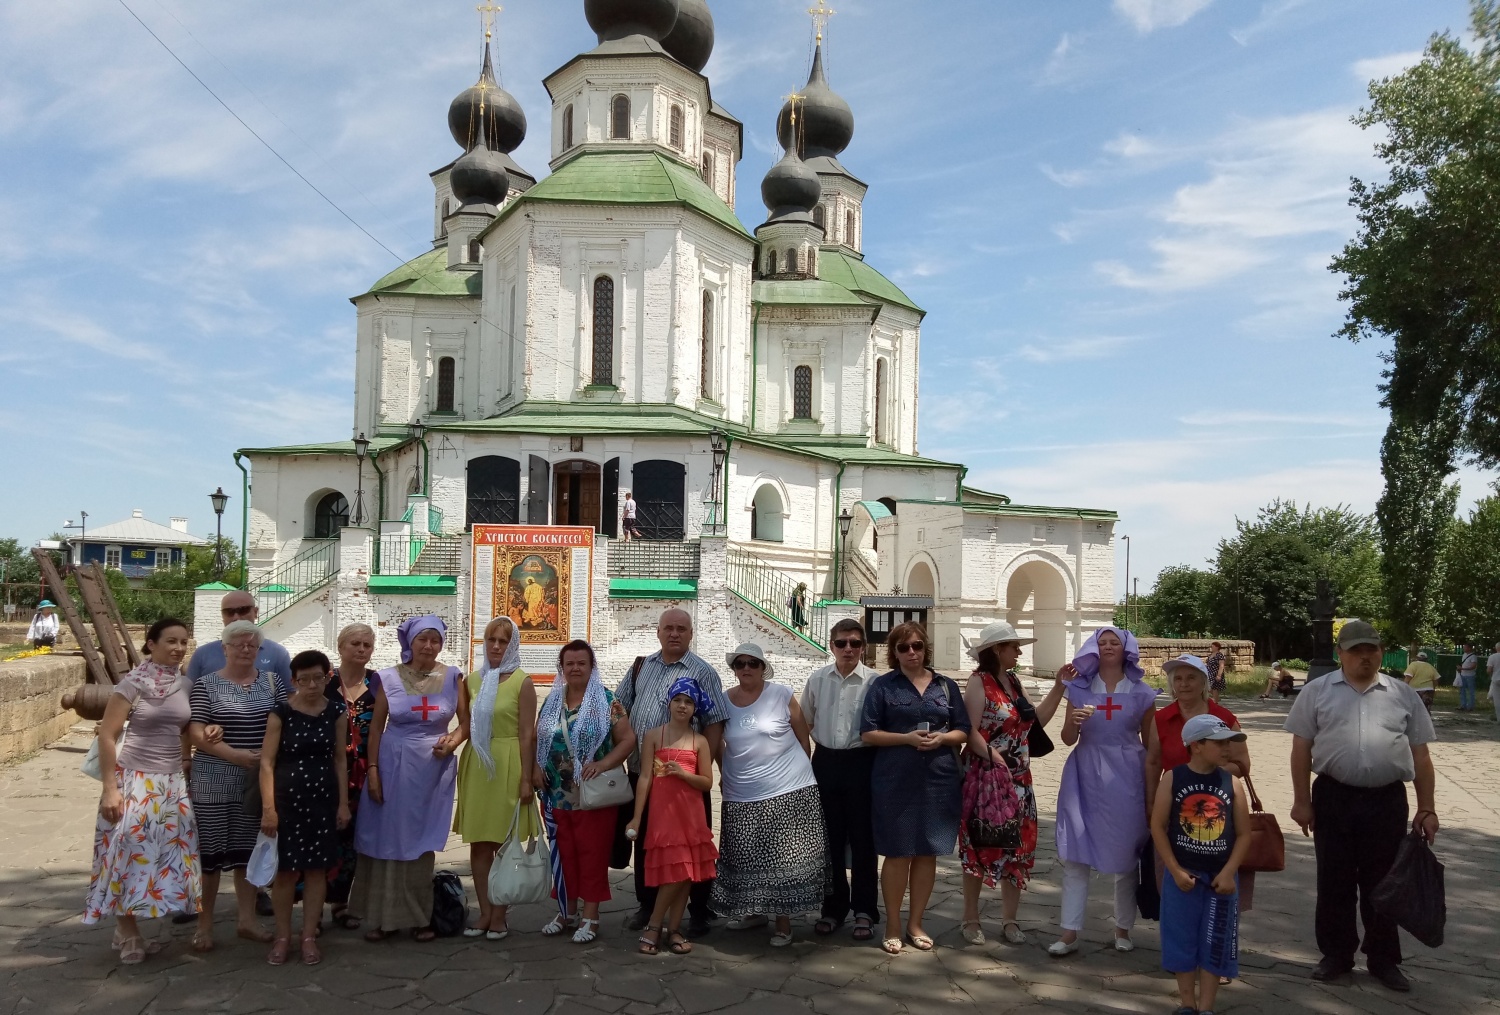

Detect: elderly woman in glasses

[860,622,971,955]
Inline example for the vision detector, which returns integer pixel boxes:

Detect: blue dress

[860,670,972,857]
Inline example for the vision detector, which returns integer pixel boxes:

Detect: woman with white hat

[957,622,1067,946]
[28,600,59,649]
[710,643,824,947]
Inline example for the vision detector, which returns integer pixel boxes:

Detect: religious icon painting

[500,550,569,638]
[469,525,594,674]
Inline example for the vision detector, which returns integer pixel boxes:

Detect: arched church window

[610,95,631,140]
[813,205,825,229]
[793,365,813,419]
[786,248,799,274]
[874,358,888,444]
[467,239,482,263]
[700,290,714,400]
[845,209,857,247]
[562,104,574,150]
[766,250,778,276]
[437,356,456,412]
[313,492,350,539]
[669,105,685,150]
[592,275,615,386]
[701,151,715,187]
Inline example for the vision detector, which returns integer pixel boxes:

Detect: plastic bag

[246,833,278,888]
[430,872,467,937]
[1371,831,1445,948]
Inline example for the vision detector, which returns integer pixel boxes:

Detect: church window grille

[610,95,631,139]
[845,210,857,247]
[466,456,522,528]
[562,104,574,150]
[592,275,615,386]
[875,358,888,444]
[766,250,778,276]
[701,151,715,187]
[437,356,456,412]
[793,365,813,419]
[313,492,350,539]
[669,105,685,150]
[814,205,825,229]
[786,248,799,274]
[700,290,714,400]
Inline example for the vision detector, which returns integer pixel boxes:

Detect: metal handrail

[725,546,828,650]
[250,539,339,626]
[429,506,444,536]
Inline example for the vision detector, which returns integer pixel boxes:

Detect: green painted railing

[726,546,828,650]
[429,506,444,535]
[251,539,339,626]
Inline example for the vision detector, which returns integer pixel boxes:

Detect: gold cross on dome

[783,90,804,129]
[808,0,836,43]
[477,1,502,41]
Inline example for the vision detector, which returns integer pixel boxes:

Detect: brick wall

[0,654,86,763]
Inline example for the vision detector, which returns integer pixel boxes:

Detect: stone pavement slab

[2,709,1497,1014]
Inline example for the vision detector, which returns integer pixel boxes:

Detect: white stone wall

[545,56,709,166]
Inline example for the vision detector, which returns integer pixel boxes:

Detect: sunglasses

[222,605,256,617]
[832,639,864,649]
[896,642,925,654]
[731,658,765,670]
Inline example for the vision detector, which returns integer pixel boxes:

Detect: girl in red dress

[625,678,718,955]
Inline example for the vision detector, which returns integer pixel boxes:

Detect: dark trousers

[813,746,880,923]
[632,781,716,922]
[1312,775,1408,970]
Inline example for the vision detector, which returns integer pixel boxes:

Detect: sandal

[637,926,662,955]
[301,937,322,966]
[961,921,985,945]
[668,931,693,955]
[572,919,600,944]
[266,937,291,966]
[852,916,874,942]
[363,929,389,943]
[541,914,574,937]
[881,936,903,955]
[906,931,934,951]
[769,931,794,948]
[191,931,215,953]
[814,918,840,936]
[412,927,436,943]
[118,936,148,965]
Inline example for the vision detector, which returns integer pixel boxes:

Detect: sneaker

[727,914,768,931]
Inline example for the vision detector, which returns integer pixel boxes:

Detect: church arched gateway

[631,460,685,541]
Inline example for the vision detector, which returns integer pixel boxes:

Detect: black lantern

[837,508,855,600]
[706,429,728,535]
[352,432,370,526]
[209,487,229,580]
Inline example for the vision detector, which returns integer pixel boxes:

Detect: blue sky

[0,0,1484,593]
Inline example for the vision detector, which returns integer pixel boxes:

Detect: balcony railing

[726,546,827,650]
[608,539,701,581]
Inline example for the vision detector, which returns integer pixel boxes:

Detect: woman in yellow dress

[454,617,541,939]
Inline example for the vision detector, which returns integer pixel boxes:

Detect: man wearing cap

[800,618,881,940]
[1403,650,1439,713]
[27,600,59,649]
[185,590,293,688]
[616,608,731,938]
[1285,620,1439,992]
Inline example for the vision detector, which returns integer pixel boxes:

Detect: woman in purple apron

[1049,627,1159,957]
[351,616,466,941]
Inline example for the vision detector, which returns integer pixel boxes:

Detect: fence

[725,546,827,650]
[608,540,701,581]
[250,539,338,625]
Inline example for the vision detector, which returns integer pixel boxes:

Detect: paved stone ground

[3,701,1498,1014]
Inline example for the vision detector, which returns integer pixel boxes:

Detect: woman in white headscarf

[453,616,540,940]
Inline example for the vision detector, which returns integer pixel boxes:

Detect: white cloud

[1352,50,1424,82]
[1176,410,1381,428]
[1114,0,1215,34]
[1104,133,1162,160]
[1016,335,1137,363]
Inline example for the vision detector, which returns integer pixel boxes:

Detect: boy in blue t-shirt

[1149,714,1253,1015]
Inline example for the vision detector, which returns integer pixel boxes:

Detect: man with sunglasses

[186,591,293,689]
[800,619,881,941]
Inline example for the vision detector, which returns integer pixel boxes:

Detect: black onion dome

[585,0,680,43]
[450,116,510,208]
[448,43,528,154]
[661,0,714,72]
[776,44,854,160]
[761,147,821,222]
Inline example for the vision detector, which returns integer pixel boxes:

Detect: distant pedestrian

[622,491,643,542]
[1457,643,1479,711]
[1286,620,1439,993]
[1403,651,1439,713]
[1150,714,1252,1015]
[1489,643,1500,722]
[1204,642,1227,702]
[1258,661,1296,699]
[27,600,59,648]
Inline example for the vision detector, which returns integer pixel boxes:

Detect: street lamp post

[837,509,854,600]
[209,487,230,581]
[410,421,428,497]
[1121,534,1131,626]
[63,510,89,569]
[352,433,370,526]
[707,430,727,535]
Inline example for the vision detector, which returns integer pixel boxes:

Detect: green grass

[1147,666,1497,715]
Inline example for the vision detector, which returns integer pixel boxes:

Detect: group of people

[82,592,1443,1006]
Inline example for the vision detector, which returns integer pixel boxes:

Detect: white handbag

[246,833,279,888]
[560,714,633,810]
[81,738,103,781]
[488,803,550,906]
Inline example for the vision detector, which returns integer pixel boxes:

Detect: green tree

[1437,492,1500,641]
[1144,566,1219,638]
[1378,420,1460,643]
[1212,530,1322,662]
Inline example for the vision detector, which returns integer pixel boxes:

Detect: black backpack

[430,871,467,937]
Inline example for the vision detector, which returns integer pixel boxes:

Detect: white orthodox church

[219,0,1118,684]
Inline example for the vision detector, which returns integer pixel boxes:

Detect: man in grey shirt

[1286,620,1439,993]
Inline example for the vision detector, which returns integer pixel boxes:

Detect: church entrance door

[552,460,603,531]
[631,460,686,541]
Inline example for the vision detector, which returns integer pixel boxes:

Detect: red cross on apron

[1098,697,1123,720]
[411,696,440,721]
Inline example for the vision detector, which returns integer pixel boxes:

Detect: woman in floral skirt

[83,618,203,964]
[957,622,1066,946]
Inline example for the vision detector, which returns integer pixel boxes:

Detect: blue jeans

[1458,673,1477,709]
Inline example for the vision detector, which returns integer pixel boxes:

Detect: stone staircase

[411,536,465,575]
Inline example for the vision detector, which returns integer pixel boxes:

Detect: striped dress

[189,669,287,872]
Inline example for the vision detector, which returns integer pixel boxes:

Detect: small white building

[223,1,1118,686]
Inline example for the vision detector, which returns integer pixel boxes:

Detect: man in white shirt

[799,619,880,940]
[621,491,641,542]
[1458,643,1480,711]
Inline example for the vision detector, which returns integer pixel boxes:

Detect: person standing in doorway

[801,620,881,942]
[621,491,642,543]
[1457,643,1479,712]
[616,609,730,938]
[1286,620,1439,993]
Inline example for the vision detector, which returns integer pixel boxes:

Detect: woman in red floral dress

[958,623,1067,946]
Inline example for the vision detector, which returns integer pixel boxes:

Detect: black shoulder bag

[1006,672,1055,759]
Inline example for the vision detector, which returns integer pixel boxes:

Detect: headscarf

[535,661,612,770]
[468,618,521,778]
[666,675,713,718]
[1069,625,1145,690]
[123,659,182,700]
[397,615,447,666]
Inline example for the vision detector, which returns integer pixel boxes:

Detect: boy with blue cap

[1149,713,1252,1015]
